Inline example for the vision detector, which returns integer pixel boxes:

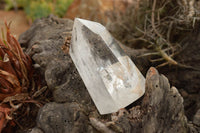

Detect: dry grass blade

[0,105,11,133]
[0,77,14,94]
[0,70,21,91]
[0,21,34,132]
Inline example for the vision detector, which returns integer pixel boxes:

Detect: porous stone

[36,102,89,133]
[107,67,188,133]
[19,15,92,105]
[19,15,199,133]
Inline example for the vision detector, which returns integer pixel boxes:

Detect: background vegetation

[4,0,74,20]
[108,0,200,69]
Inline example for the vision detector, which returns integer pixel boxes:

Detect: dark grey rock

[19,15,198,133]
[19,15,73,50]
[19,15,93,106]
[19,15,96,133]
[36,102,89,133]
[108,67,188,133]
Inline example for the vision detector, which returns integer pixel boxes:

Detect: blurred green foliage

[4,0,74,20]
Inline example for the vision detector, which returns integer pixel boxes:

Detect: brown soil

[0,10,30,39]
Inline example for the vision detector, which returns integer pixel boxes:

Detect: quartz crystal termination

[70,18,145,114]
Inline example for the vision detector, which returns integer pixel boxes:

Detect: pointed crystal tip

[70,18,145,114]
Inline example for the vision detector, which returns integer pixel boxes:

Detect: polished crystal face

[70,18,145,114]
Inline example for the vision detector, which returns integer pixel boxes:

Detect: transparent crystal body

[70,18,145,114]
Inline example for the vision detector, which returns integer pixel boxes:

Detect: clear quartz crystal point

[70,18,145,115]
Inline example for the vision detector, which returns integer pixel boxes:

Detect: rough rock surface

[19,15,95,133]
[109,68,188,133]
[108,17,200,121]
[193,109,200,126]
[19,15,92,106]
[36,102,90,133]
[19,16,199,133]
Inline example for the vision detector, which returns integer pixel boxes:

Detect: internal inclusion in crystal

[99,56,144,108]
[70,18,145,114]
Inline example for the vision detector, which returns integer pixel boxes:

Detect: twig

[151,0,170,46]
[135,27,154,41]
[13,119,23,129]
[89,117,115,133]
[151,0,161,39]
[156,62,169,68]
[32,86,47,98]
[118,23,136,38]
[137,52,159,57]
[167,22,173,41]
[156,46,178,65]
[176,63,200,71]
[150,58,164,62]
[188,0,195,17]
[182,0,188,7]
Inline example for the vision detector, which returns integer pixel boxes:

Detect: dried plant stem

[151,0,181,67]
[188,0,195,17]
[156,46,178,65]
[151,0,170,46]
[89,117,114,133]
[108,0,200,70]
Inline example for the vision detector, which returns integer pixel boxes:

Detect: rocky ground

[14,15,200,133]
[0,0,199,132]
